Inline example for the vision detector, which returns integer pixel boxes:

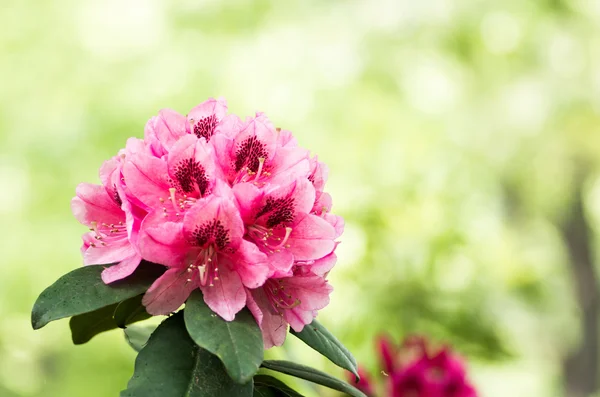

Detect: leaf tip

[31,309,45,330]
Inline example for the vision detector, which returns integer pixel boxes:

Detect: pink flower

[212,113,310,187]
[71,155,143,284]
[122,134,216,218]
[144,98,229,157]
[391,346,477,397]
[245,268,332,348]
[234,179,337,277]
[348,368,376,397]
[72,97,343,328]
[351,336,478,397]
[139,192,269,320]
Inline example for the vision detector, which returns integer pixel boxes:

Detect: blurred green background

[3,0,600,396]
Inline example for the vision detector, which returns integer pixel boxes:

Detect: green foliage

[113,294,151,328]
[252,375,304,397]
[184,290,264,384]
[31,264,162,329]
[124,324,157,353]
[261,361,366,397]
[69,294,151,344]
[7,1,598,395]
[291,319,359,379]
[121,313,253,397]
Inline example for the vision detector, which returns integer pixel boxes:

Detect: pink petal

[188,97,228,120]
[269,159,311,187]
[312,192,333,214]
[101,253,143,283]
[232,182,263,224]
[216,114,243,139]
[308,250,338,277]
[98,157,120,195]
[325,213,345,239]
[285,308,315,332]
[276,128,297,147]
[233,240,269,288]
[122,153,170,208]
[289,275,333,312]
[288,214,336,261]
[266,250,294,278]
[187,97,228,140]
[211,134,235,179]
[309,156,329,192]
[142,268,196,315]
[144,108,189,156]
[166,134,215,197]
[201,266,245,321]
[283,275,332,332]
[138,210,187,268]
[71,183,123,226]
[269,146,310,185]
[83,236,136,265]
[124,137,147,155]
[262,178,315,217]
[182,195,244,250]
[246,288,288,348]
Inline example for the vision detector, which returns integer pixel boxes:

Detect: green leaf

[31,262,163,330]
[184,290,263,384]
[69,294,152,345]
[291,320,359,379]
[121,312,253,397]
[113,294,151,328]
[261,361,366,397]
[253,375,304,397]
[124,323,158,352]
[70,303,119,344]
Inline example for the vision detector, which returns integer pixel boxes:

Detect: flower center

[265,279,301,313]
[186,246,220,287]
[158,188,197,218]
[191,219,230,250]
[87,220,127,248]
[234,136,268,173]
[171,158,209,196]
[256,196,295,228]
[192,114,218,140]
[248,224,292,254]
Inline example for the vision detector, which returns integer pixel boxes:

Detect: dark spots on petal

[112,184,123,206]
[256,196,295,228]
[173,158,209,196]
[191,219,230,250]
[234,136,268,173]
[193,114,218,140]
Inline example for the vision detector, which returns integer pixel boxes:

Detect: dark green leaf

[123,323,158,352]
[70,303,119,344]
[69,294,152,344]
[121,312,253,397]
[291,320,359,379]
[184,290,264,384]
[253,375,304,397]
[113,294,151,328]
[31,262,164,329]
[261,361,366,397]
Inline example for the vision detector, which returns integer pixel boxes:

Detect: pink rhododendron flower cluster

[351,336,478,397]
[71,98,342,347]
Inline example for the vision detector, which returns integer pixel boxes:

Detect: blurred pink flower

[351,336,478,397]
